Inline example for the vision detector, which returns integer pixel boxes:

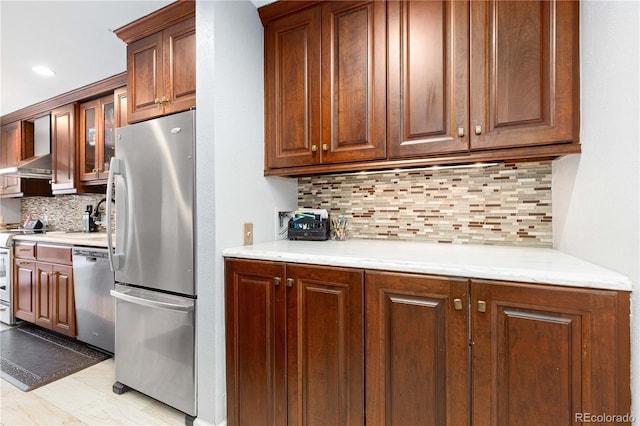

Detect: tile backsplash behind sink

[21,161,552,246]
[298,161,552,247]
[21,194,112,232]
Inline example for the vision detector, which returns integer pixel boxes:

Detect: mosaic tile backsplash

[298,161,552,247]
[21,194,111,232]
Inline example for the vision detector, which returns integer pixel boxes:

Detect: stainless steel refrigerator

[107,110,196,422]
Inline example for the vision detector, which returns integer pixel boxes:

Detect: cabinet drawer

[36,244,72,265]
[13,242,36,260]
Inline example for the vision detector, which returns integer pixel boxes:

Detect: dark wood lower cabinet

[225,259,280,425]
[14,259,36,323]
[225,260,630,426]
[13,243,76,338]
[225,259,364,426]
[51,264,75,336]
[365,271,469,426]
[472,280,631,426]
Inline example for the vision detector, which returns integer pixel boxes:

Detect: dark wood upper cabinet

[115,0,195,123]
[114,87,128,128]
[320,1,386,164]
[163,17,196,116]
[263,1,386,170]
[470,0,579,150]
[79,94,116,184]
[264,6,321,169]
[261,0,580,176]
[0,121,33,197]
[51,104,77,195]
[387,0,470,158]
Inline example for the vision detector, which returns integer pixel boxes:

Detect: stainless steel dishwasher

[73,247,115,353]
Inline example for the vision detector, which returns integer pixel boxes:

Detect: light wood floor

[0,323,186,426]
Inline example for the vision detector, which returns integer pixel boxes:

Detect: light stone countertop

[223,239,632,291]
[11,232,110,249]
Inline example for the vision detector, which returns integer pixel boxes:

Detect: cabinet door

[163,17,196,115]
[114,87,128,127]
[264,5,321,169]
[387,0,469,158]
[127,32,164,123]
[35,263,53,329]
[320,1,386,164]
[79,99,101,182]
[285,264,364,426]
[225,259,287,426]
[51,264,75,337]
[51,104,77,193]
[0,122,24,196]
[366,271,469,426]
[101,95,116,180]
[470,0,579,149]
[13,259,36,323]
[472,280,630,425]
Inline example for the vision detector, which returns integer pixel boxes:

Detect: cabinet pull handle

[311,145,318,153]
[274,277,281,287]
[322,144,328,152]
[18,261,30,266]
[477,300,487,313]
[453,298,463,311]
[154,98,162,105]
[162,96,170,104]
[457,127,465,138]
[18,248,31,252]
[286,278,294,288]
[474,125,482,135]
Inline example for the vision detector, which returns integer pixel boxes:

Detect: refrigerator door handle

[110,289,194,313]
[107,157,124,271]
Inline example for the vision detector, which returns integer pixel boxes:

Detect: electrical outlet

[275,209,294,240]
[243,223,253,245]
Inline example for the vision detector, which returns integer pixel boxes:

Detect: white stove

[0,231,18,325]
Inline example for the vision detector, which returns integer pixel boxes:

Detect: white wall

[195,1,298,424]
[553,0,640,417]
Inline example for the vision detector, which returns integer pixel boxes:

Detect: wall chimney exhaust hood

[0,115,52,179]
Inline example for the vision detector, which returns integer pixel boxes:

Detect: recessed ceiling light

[32,65,55,77]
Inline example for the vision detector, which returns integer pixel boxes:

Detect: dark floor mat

[0,323,111,391]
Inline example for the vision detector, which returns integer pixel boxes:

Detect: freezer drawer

[112,284,196,416]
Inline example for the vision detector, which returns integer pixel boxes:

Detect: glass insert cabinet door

[79,94,115,183]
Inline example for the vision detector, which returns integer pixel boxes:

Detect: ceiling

[0,0,274,117]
